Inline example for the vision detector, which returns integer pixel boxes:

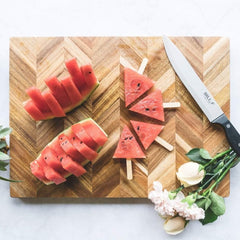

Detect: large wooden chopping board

[9,37,230,198]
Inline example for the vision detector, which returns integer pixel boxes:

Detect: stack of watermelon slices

[24,59,99,121]
[30,118,108,185]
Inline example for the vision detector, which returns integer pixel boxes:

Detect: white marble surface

[1,0,240,239]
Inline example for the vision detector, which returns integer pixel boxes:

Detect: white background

[1,0,240,239]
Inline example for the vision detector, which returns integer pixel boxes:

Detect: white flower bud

[163,216,186,235]
[176,162,205,187]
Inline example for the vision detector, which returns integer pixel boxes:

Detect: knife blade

[163,36,240,156]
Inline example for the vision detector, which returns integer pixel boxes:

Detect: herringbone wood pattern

[9,37,230,198]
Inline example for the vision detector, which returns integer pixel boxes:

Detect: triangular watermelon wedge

[129,89,164,121]
[124,68,154,107]
[130,120,164,150]
[113,125,145,159]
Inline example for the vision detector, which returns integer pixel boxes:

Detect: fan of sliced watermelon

[30,118,108,185]
[24,59,99,121]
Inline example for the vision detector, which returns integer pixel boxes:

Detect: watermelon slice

[61,77,83,105]
[81,119,108,147]
[68,132,98,161]
[58,133,85,163]
[42,90,66,117]
[71,123,98,150]
[65,58,87,94]
[26,87,52,117]
[37,156,66,185]
[113,125,145,159]
[129,89,164,121]
[30,160,50,183]
[59,154,86,177]
[44,76,72,109]
[124,68,154,107]
[81,65,98,88]
[23,100,45,121]
[41,146,67,174]
[130,120,164,150]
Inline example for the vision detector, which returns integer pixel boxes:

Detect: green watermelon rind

[34,118,107,185]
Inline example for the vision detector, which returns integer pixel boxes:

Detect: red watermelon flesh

[81,65,98,88]
[26,87,52,117]
[130,120,164,150]
[42,90,66,117]
[61,77,83,105]
[124,68,154,107]
[68,132,98,161]
[113,125,145,159]
[129,89,164,121]
[37,156,66,185]
[41,146,67,174]
[44,76,71,109]
[58,133,85,163]
[65,58,90,96]
[59,154,86,177]
[23,100,45,121]
[30,160,50,183]
[81,119,108,147]
[71,123,98,151]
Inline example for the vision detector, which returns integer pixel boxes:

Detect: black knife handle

[213,114,240,156]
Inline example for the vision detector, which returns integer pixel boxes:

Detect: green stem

[203,148,232,168]
[203,158,235,196]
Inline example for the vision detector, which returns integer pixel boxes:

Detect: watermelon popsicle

[113,125,145,180]
[130,120,173,151]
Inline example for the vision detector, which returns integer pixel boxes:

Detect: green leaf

[209,191,225,216]
[0,160,8,171]
[0,140,7,149]
[0,127,12,138]
[186,148,208,164]
[200,149,212,160]
[196,197,211,210]
[196,198,207,209]
[205,198,212,210]
[0,176,21,182]
[0,152,11,160]
[200,208,218,225]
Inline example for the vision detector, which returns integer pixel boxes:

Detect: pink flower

[149,181,205,221]
[148,182,176,217]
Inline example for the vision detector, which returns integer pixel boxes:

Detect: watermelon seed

[59,157,63,162]
[73,137,75,140]
[129,136,133,140]
[124,137,128,140]
[44,157,47,160]
[137,83,141,87]
[137,126,140,131]
[80,141,83,144]
[89,71,92,74]
[145,108,150,111]
[60,137,63,140]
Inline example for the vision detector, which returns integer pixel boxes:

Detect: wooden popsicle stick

[163,102,181,109]
[154,136,174,151]
[126,159,133,180]
[138,58,148,74]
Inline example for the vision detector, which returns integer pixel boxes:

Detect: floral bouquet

[149,148,239,235]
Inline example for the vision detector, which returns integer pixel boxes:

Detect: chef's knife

[163,36,240,156]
